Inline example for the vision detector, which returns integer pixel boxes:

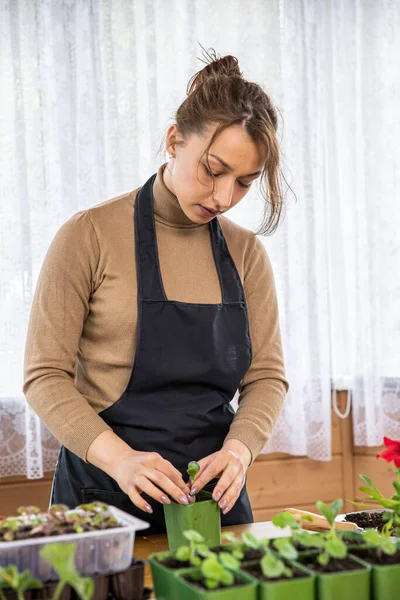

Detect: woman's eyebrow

[209,153,262,177]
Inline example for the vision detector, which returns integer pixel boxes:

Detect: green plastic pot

[242,559,316,600]
[149,550,190,600]
[175,567,257,600]
[298,552,370,600]
[164,490,221,551]
[348,547,400,600]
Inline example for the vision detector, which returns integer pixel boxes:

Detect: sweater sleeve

[23,212,111,460]
[224,235,289,462]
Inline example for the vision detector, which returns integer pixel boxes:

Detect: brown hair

[167,48,285,235]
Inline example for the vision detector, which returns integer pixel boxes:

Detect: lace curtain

[1,0,399,478]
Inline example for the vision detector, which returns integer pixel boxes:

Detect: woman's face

[164,123,264,223]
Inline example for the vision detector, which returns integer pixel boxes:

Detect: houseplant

[149,529,211,600]
[294,500,371,600]
[175,552,257,600]
[347,529,400,600]
[241,550,315,600]
[164,461,221,551]
[344,436,400,534]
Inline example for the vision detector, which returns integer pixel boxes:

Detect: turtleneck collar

[152,163,204,229]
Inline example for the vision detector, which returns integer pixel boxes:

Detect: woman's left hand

[190,439,252,514]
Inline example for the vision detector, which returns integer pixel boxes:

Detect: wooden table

[134,521,288,597]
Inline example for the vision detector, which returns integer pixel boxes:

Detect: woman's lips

[199,205,220,218]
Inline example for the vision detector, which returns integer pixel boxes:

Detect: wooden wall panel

[0,474,53,515]
[246,456,343,510]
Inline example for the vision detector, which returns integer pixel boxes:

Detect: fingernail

[223,507,230,515]
[187,495,195,504]
[190,487,199,496]
[179,495,189,505]
[213,491,221,501]
[161,495,171,504]
[219,500,227,509]
[145,504,153,513]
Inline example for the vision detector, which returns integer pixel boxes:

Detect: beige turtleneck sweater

[23,163,289,463]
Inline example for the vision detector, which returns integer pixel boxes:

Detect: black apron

[51,173,254,534]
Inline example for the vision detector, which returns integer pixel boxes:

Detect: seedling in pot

[272,510,324,551]
[174,530,211,566]
[260,550,294,579]
[314,500,348,565]
[39,542,93,600]
[189,552,240,589]
[360,529,397,557]
[187,461,200,500]
[0,565,42,600]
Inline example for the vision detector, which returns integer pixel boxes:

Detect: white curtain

[1,0,399,478]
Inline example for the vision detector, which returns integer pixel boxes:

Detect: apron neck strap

[134,173,245,304]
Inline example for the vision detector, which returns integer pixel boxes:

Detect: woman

[24,51,289,534]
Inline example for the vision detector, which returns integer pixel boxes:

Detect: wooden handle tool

[284,508,358,532]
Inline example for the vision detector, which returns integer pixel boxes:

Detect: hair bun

[187,48,243,95]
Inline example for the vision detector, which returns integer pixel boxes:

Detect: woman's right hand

[87,430,191,513]
[113,451,192,514]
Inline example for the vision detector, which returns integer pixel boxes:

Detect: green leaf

[218,552,239,571]
[260,553,285,579]
[318,552,329,566]
[201,557,224,580]
[359,475,381,495]
[392,481,400,497]
[272,512,296,529]
[191,556,201,567]
[363,530,381,546]
[196,544,211,558]
[232,549,244,560]
[380,538,397,556]
[329,499,343,520]
[187,461,200,484]
[220,570,234,586]
[283,566,293,578]
[205,578,219,589]
[183,530,204,543]
[221,532,239,543]
[295,531,325,548]
[272,538,298,560]
[242,532,260,549]
[359,487,384,502]
[316,501,334,526]
[325,537,347,559]
[175,546,191,562]
[70,577,94,600]
[40,543,79,582]
[301,515,314,522]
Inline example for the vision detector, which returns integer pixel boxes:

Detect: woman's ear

[165,124,181,158]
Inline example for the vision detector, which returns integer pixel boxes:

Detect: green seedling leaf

[191,556,201,567]
[175,546,191,561]
[260,553,285,579]
[318,552,329,566]
[241,532,260,549]
[187,461,200,484]
[283,566,293,578]
[272,537,298,560]
[219,552,239,571]
[205,578,219,589]
[295,530,325,548]
[329,499,343,520]
[232,548,244,560]
[359,475,382,494]
[221,532,239,543]
[301,515,314,522]
[40,543,93,600]
[363,530,381,546]
[272,512,296,529]
[380,537,397,555]
[325,536,347,559]
[183,530,205,543]
[201,556,224,580]
[196,544,211,558]
[316,501,334,527]
[220,570,234,586]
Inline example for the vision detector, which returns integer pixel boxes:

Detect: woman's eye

[203,164,219,177]
[238,181,251,189]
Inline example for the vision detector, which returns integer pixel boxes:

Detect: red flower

[377,437,400,468]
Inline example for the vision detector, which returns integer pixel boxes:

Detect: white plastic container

[0,506,149,581]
